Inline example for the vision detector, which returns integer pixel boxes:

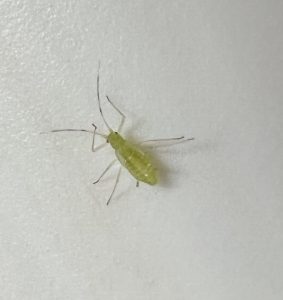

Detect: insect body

[109,132,157,185]
[42,63,193,205]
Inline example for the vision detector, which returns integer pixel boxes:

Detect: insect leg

[105,95,126,132]
[91,123,107,152]
[139,137,194,148]
[136,181,139,187]
[92,142,107,153]
[96,63,126,132]
[107,166,122,206]
[93,159,117,184]
[91,123,97,151]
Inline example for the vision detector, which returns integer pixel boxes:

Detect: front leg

[105,95,126,132]
[91,123,107,152]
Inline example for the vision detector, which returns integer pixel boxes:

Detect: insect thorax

[107,132,125,150]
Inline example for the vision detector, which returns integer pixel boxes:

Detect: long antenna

[97,62,112,131]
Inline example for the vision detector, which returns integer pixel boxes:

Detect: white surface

[1,1,282,299]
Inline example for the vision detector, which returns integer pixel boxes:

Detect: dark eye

[115,132,118,134]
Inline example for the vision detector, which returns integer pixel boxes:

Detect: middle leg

[93,159,117,184]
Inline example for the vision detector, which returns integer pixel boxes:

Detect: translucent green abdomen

[115,141,157,185]
[107,131,157,185]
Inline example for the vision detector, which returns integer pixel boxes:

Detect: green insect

[42,64,194,205]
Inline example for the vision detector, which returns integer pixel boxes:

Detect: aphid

[41,63,194,205]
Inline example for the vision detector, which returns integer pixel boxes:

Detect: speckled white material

[1,1,283,299]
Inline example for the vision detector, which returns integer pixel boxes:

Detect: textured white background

[0,1,282,299]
